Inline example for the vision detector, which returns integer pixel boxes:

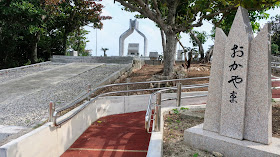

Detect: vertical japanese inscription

[220,38,250,140]
[219,7,252,140]
[228,45,244,103]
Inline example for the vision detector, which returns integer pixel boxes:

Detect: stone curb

[146,104,206,157]
[0,61,64,74]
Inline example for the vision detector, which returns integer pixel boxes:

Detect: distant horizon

[85,2,280,57]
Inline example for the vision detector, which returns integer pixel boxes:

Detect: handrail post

[87,85,91,101]
[155,92,161,132]
[49,101,55,122]
[176,82,182,107]
[126,78,131,96]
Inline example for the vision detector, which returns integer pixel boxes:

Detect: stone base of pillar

[184,124,280,157]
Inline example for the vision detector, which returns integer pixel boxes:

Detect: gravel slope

[0,63,65,84]
[0,63,129,127]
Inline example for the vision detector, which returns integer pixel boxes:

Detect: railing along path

[49,61,280,132]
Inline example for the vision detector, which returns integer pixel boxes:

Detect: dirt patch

[273,104,280,138]
[163,108,220,157]
[100,64,210,96]
[163,105,280,156]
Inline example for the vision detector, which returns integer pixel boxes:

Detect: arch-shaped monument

[119,19,147,56]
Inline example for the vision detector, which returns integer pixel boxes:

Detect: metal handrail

[145,84,209,133]
[49,71,280,127]
[50,76,209,126]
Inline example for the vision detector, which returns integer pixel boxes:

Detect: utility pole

[96,29,98,56]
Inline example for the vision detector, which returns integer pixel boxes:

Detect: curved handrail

[145,84,209,133]
[50,77,210,126]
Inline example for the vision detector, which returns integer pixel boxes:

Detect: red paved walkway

[61,111,150,157]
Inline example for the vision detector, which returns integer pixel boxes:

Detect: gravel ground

[163,108,223,157]
[0,63,129,127]
[0,63,65,84]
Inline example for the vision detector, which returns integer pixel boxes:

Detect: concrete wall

[0,95,149,157]
[51,55,136,64]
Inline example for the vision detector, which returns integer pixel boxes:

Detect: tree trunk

[160,29,166,53]
[163,32,177,76]
[190,30,204,61]
[30,33,40,63]
[204,46,214,63]
[63,32,68,55]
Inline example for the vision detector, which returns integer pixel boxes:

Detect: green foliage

[172,107,189,114]
[0,0,111,69]
[272,44,279,55]
[193,153,199,157]
[67,28,89,55]
[180,107,189,111]
[117,0,279,75]
[271,15,280,52]
[211,9,272,39]
[24,60,32,66]
[173,108,179,115]
[189,31,208,47]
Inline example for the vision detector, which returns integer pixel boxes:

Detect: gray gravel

[0,63,129,127]
[0,63,65,84]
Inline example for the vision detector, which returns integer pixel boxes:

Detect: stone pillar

[203,6,272,144]
[203,28,227,133]
[244,23,272,144]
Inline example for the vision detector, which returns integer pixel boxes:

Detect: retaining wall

[0,61,56,74]
[51,55,136,64]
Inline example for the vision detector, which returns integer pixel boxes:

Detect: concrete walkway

[0,63,102,104]
[61,111,150,157]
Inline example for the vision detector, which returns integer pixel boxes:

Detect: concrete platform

[184,124,280,157]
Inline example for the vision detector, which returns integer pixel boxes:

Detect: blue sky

[85,1,280,57]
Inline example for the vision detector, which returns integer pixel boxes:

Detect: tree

[115,0,279,76]
[101,48,109,56]
[272,44,279,55]
[0,0,111,69]
[189,30,207,62]
[271,15,280,50]
[67,28,89,55]
[46,0,111,54]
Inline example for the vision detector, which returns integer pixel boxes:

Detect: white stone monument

[127,43,139,56]
[119,19,147,56]
[184,7,280,156]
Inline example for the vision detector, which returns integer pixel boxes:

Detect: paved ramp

[0,63,102,104]
[61,111,150,157]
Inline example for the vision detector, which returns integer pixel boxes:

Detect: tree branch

[175,5,237,32]
[115,0,167,32]
[153,0,162,18]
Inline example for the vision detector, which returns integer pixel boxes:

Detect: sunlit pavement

[61,111,150,157]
